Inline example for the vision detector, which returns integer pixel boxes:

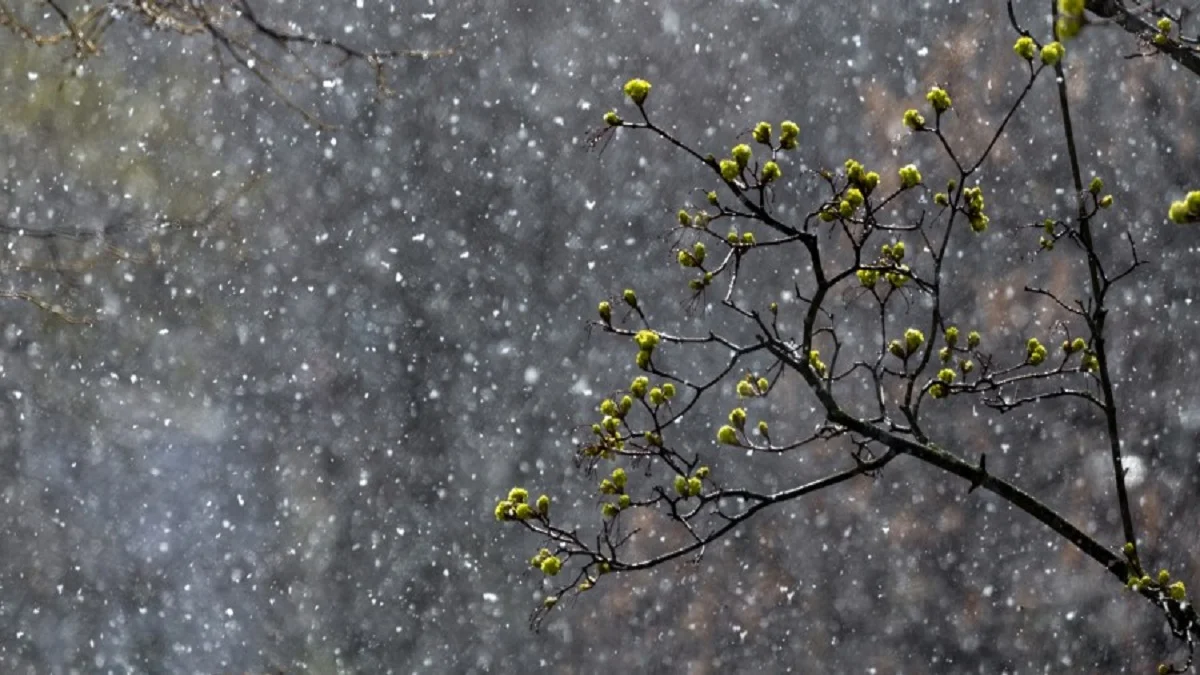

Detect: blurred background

[0,0,1197,672]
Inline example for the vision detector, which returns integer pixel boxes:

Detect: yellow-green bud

[888,340,906,359]
[619,395,633,415]
[598,301,612,323]
[846,188,864,208]
[717,425,739,445]
[903,109,925,130]
[863,171,880,193]
[736,380,755,398]
[898,164,922,189]
[808,350,826,376]
[926,86,952,113]
[938,347,952,362]
[934,192,950,207]
[756,377,769,391]
[839,200,854,218]
[662,383,676,399]
[757,420,769,437]
[600,398,618,417]
[1028,345,1047,366]
[687,476,702,497]
[729,407,747,429]
[604,110,623,126]
[673,474,688,496]
[494,500,513,521]
[601,502,620,519]
[1168,191,1199,224]
[845,159,865,185]
[623,288,638,307]
[1059,13,1084,38]
[631,376,649,398]
[753,121,772,144]
[779,120,800,149]
[1169,200,1191,224]
[694,465,710,480]
[678,209,692,227]
[857,269,879,288]
[938,368,956,384]
[959,359,975,375]
[970,213,990,233]
[1168,581,1187,601]
[1158,569,1171,585]
[678,250,697,268]
[719,159,740,182]
[967,331,981,349]
[761,161,782,183]
[904,328,925,355]
[944,326,959,347]
[1099,195,1113,209]
[636,349,651,370]
[731,144,752,169]
[515,502,534,520]
[1089,176,1104,194]
[617,494,632,509]
[1013,36,1036,60]
[508,487,529,503]
[623,78,651,105]
[1040,42,1065,66]
[886,264,910,288]
[539,554,562,575]
[536,494,550,515]
[741,231,756,245]
[634,329,660,350]
[707,191,719,205]
[1081,351,1099,372]
[1059,0,1084,16]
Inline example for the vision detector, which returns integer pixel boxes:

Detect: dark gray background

[0,1,1197,672]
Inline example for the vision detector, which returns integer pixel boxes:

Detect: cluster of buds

[1056,0,1085,40]
[1153,16,1175,46]
[857,241,911,289]
[598,467,633,518]
[889,327,926,360]
[495,487,551,523]
[1168,191,1200,224]
[1025,337,1048,366]
[736,373,770,398]
[529,548,562,576]
[935,326,976,385]
[898,164,922,190]
[672,466,709,498]
[962,185,989,233]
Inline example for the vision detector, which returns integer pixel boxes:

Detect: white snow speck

[523,366,540,385]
